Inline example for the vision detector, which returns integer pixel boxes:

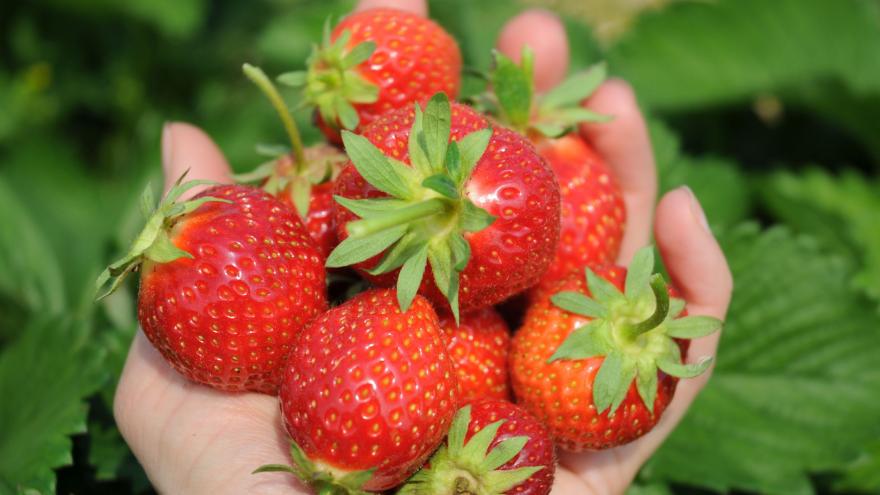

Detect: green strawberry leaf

[456,128,492,186]
[422,93,452,171]
[550,292,607,319]
[325,224,407,268]
[341,131,415,199]
[422,175,459,200]
[0,318,106,493]
[641,225,880,494]
[334,196,409,219]
[539,61,607,110]
[396,244,429,312]
[490,49,534,129]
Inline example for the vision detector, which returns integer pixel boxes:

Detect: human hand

[112,2,732,495]
[495,7,733,494]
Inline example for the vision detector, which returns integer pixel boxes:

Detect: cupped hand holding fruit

[110,1,732,494]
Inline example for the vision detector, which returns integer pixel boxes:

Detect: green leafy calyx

[253,441,373,495]
[239,63,347,218]
[94,174,230,300]
[326,93,495,323]
[486,48,610,138]
[548,247,722,415]
[278,23,379,132]
[398,405,542,495]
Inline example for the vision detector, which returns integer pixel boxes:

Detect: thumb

[161,122,233,198]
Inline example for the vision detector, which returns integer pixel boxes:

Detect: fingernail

[682,186,711,233]
[161,122,174,174]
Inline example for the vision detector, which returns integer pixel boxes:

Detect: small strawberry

[399,399,555,495]
[278,8,462,143]
[440,308,511,401]
[509,247,722,450]
[484,50,624,291]
[327,93,560,321]
[96,179,327,394]
[260,288,460,492]
[238,64,348,258]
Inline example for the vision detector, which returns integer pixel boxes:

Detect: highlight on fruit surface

[510,247,723,450]
[278,9,462,142]
[398,400,555,495]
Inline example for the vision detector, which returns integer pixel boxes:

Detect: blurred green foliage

[0,0,878,493]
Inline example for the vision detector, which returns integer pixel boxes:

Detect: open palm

[113,1,733,493]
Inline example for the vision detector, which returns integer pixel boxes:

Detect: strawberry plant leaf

[592,351,626,414]
[666,316,724,339]
[422,175,459,200]
[422,93,452,171]
[490,49,533,129]
[396,244,429,312]
[547,321,609,362]
[456,128,492,185]
[758,168,880,304]
[625,247,654,301]
[460,200,496,232]
[610,0,880,112]
[641,225,880,494]
[0,318,106,493]
[550,292,607,319]
[539,62,607,110]
[334,196,409,219]
[341,131,414,199]
[837,439,880,492]
[326,225,407,268]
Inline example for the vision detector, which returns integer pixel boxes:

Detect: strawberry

[238,64,348,258]
[96,180,327,394]
[400,399,555,495]
[484,50,624,291]
[261,288,460,492]
[278,8,462,144]
[509,247,722,450]
[327,93,561,321]
[439,308,511,401]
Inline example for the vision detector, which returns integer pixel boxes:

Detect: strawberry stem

[243,63,306,171]
[346,198,449,238]
[621,275,670,341]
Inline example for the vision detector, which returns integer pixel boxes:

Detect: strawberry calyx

[254,441,373,495]
[278,23,379,132]
[237,63,347,218]
[548,247,723,415]
[483,48,610,138]
[94,174,231,300]
[326,92,495,323]
[398,405,542,495]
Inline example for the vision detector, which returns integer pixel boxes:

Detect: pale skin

[113,1,734,493]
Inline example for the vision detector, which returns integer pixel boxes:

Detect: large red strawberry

[509,247,722,450]
[238,64,347,258]
[485,50,624,291]
[278,8,462,144]
[399,398,555,495]
[439,308,511,401]
[327,93,560,321]
[96,180,327,394]
[262,289,460,492]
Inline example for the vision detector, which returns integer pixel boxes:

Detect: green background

[1,0,879,493]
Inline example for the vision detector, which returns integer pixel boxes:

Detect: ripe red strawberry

[279,8,462,144]
[439,308,511,401]
[239,64,348,258]
[485,51,624,291]
[328,93,560,320]
[399,399,555,495]
[509,247,722,450]
[96,180,327,394]
[263,289,460,492]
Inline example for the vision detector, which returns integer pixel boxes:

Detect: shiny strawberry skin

[137,185,327,394]
[280,289,460,491]
[532,134,624,293]
[510,267,687,451]
[466,398,556,495]
[318,8,462,143]
[333,102,561,313]
[439,308,511,402]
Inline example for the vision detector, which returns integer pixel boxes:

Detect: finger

[354,0,427,16]
[550,465,595,494]
[580,80,657,264]
[162,122,232,198]
[496,9,569,92]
